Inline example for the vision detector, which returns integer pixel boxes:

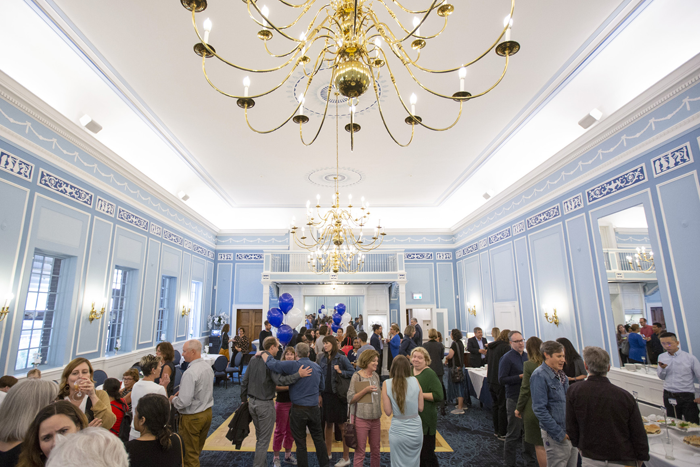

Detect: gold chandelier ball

[334,58,371,98]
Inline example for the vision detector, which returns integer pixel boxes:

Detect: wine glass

[74,379,83,398]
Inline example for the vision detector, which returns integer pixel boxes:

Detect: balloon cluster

[267,293,304,345]
[331,303,352,333]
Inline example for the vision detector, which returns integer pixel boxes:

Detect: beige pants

[179,408,213,467]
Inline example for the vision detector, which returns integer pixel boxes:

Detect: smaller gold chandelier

[626,247,655,273]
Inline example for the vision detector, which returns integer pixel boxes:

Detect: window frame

[105,266,132,354]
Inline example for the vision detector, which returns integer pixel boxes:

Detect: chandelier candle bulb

[413,17,420,37]
[298,93,305,115]
[261,5,269,28]
[243,76,251,97]
[410,93,417,115]
[504,16,513,41]
[459,67,467,92]
[374,38,381,58]
[203,18,212,43]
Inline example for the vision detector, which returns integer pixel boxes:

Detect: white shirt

[0,390,6,408]
[129,380,166,439]
[171,358,214,415]
[657,349,700,397]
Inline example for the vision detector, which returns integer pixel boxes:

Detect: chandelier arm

[246,0,315,37]
[381,0,443,15]
[375,0,441,42]
[299,57,337,146]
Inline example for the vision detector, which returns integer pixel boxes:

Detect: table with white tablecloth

[466,366,492,409]
[647,428,700,467]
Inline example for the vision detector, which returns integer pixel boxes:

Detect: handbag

[344,404,358,450]
[450,342,464,383]
[335,371,352,403]
[621,338,630,356]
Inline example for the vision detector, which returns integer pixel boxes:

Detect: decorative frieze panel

[405,252,434,260]
[456,243,479,259]
[38,169,93,207]
[652,142,693,177]
[436,252,452,260]
[218,253,234,261]
[586,165,646,204]
[163,229,184,246]
[207,250,215,260]
[184,239,193,250]
[562,193,584,215]
[479,238,488,249]
[150,222,162,237]
[116,206,149,232]
[236,253,264,261]
[192,243,207,257]
[526,204,561,230]
[0,149,34,181]
[512,221,526,235]
[488,227,512,246]
[95,197,115,217]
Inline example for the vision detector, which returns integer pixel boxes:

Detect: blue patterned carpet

[200,382,514,467]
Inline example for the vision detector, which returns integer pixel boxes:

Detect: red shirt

[639,325,653,339]
[109,399,127,436]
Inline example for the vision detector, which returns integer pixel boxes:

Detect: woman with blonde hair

[0,379,59,465]
[347,349,382,467]
[423,329,446,416]
[515,336,546,467]
[411,347,444,467]
[382,355,424,467]
[58,358,116,430]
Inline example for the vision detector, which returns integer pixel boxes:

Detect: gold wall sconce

[543,305,559,327]
[0,294,14,322]
[181,305,191,317]
[467,302,477,316]
[88,301,106,323]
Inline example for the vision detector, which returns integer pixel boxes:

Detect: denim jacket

[530,363,569,442]
[317,352,354,394]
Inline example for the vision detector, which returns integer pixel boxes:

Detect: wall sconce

[0,294,14,322]
[467,302,477,316]
[88,300,107,323]
[543,304,559,327]
[181,305,191,317]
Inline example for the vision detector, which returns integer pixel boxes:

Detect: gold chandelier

[179,0,520,147]
[290,96,385,274]
[626,247,655,273]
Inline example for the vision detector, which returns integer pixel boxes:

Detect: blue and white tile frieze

[652,142,693,177]
[479,238,488,249]
[163,229,184,246]
[405,252,434,261]
[562,193,584,215]
[192,243,208,257]
[526,204,561,230]
[116,206,149,232]
[38,169,94,207]
[218,253,234,261]
[436,252,452,260]
[512,221,526,235]
[488,227,512,246]
[95,197,115,217]
[456,243,479,259]
[207,250,215,260]
[586,164,647,205]
[236,253,264,261]
[0,149,34,181]
[150,222,162,237]
[184,239,193,250]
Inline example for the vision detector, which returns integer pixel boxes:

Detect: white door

[435,308,449,347]
[494,301,520,331]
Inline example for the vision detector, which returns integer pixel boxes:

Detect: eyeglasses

[511,339,525,344]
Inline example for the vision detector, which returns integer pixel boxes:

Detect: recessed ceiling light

[79,114,102,134]
[578,108,603,129]
[177,190,190,202]
[483,189,495,200]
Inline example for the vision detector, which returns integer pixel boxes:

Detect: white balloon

[341,313,352,326]
[286,306,304,329]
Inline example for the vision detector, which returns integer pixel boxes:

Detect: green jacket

[413,367,444,435]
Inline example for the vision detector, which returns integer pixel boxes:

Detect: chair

[212,355,229,388]
[93,370,108,387]
[172,367,183,394]
[173,350,181,367]
[225,352,244,386]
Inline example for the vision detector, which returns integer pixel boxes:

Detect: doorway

[236,309,262,351]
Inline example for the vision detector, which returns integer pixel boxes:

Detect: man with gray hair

[170,339,214,467]
[46,427,129,467]
[530,340,577,467]
[566,346,649,466]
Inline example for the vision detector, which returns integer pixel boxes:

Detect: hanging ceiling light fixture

[180,0,520,147]
[289,94,385,274]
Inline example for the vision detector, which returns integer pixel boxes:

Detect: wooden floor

[204,411,453,453]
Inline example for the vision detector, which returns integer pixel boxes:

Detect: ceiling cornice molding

[449,53,700,246]
[0,70,220,242]
[29,0,238,209]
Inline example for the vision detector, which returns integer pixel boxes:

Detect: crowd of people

[1,313,698,467]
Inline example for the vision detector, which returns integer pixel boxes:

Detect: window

[105,267,131,353]
[16,254,63,371]
[189,281,203,338]
[157,276,175,342]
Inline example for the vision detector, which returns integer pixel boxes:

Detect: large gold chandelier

[179,0,520,147]
[290,96,385,274]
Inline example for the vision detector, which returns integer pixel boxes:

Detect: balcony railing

[269,251,399,273]
[603,248,655,274]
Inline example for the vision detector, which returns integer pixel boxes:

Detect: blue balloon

[277,324,294,345]
[267,308,283,328]
[332,312,342,325]
[321,304,325,309]
[318,308,323,314]
[279,293,294,313]
[331,324,340,333]
[336,303,347,316]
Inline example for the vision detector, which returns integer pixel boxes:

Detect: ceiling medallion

[180,0,521,148]
[307,167,363,188]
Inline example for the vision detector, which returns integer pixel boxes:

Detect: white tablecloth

[647,429,700,467]
[180,353,220,366]
[468,366,488,397]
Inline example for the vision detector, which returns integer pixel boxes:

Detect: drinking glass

[662,437,674,460]
[74,379,83,398]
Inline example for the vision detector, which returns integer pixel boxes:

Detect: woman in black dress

[219,324,230,361]
[126,394,183,467]
[155,341,176,397]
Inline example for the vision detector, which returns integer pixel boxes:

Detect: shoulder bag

[344,403,358,449]
[450,342,464,383]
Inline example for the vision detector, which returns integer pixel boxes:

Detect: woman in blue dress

[627,324,647,364]
[382,355,424,467]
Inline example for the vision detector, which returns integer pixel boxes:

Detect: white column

[262,280,271,315]
[398,280,407,332]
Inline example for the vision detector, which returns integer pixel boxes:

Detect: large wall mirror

[303,295,364,320]
[596,204,667,368]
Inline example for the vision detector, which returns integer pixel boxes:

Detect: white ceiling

[1,0,700,231]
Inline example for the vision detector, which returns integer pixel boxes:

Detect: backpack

[113,401,132,443]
